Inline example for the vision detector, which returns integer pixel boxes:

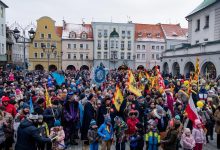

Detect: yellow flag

[194,57,200,81]
[113,85,124,111]
[127,70,142,97]
[45,86,52,107]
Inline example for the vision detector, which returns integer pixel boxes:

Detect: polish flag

[185,95,199,123]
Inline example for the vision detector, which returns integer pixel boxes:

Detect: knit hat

[87,94,94,101]
[54,120,61,127]
[38,115,43,120]
[194,119,201,126]
[2,96,10,102]
[22,103,30,109]
[90,119,97,127]
[175,115,181,120]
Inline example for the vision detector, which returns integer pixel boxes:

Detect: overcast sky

[3,0,203,28]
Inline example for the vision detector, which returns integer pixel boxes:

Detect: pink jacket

[50,127,65,150]
[181,135,195,149]
[192,128,206,144]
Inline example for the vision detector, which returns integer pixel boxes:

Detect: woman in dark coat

[81,94,96,143]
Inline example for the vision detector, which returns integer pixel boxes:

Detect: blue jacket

[98,123,113,141]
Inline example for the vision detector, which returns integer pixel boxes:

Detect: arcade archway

[172,62,180,76]
[201,61,216,79]
[184,62,195,78]
[80,65,89,71]
[49,65,57,72]
[35,64,44,71]
[66,65,76,71]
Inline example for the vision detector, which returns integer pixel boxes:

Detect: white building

[0,1,8,66]
[62,21,93,70]
[135,24,166,69]
[92,22,135,69]
[162,0,220,79]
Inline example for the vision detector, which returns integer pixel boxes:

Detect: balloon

[197,101,204,108]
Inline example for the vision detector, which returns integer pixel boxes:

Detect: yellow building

[29,16,62,71]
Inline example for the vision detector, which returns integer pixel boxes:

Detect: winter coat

[50,127,65,150]
[0,122,5,144]
[87,128,99,144]
[163,129,178,150]
[214,109,220,134]
[181,135,195,150]
[81,102,95,140]
[43,107,62,129]
[126,118,139,135]
[98,123,113,141]
[144,130,160,145]
[114,120,128,143]
[15,119,51,150]
[3,104,17,118]
[192,128,206,144]
[130,130,144,149]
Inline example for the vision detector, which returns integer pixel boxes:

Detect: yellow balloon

[197,101,204,108]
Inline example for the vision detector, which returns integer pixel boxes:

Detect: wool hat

[2,96,10,102]
[175,115,181,120]
[90,119,97,127]
[194,119,202,126]
[22,103,30,109]
[54,120,61,127]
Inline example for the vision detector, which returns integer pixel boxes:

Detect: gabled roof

[135,24,165,42]
[186,0,217,18]
[160,24,187,40]
[62,23,93,40]
[0,1,8,8]
[55,26,63,38]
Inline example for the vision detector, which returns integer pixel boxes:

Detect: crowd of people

[0,67,219,150]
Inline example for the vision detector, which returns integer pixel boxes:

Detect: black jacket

[15,119,51,150]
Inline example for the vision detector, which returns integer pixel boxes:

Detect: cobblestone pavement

[67,135,218,150]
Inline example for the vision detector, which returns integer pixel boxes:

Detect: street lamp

[12,25,36,70]
[41,43,56,71]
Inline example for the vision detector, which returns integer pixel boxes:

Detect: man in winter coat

[15,114,51,150]
[1,96,17,117]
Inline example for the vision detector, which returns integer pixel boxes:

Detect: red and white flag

[185,95,199,123]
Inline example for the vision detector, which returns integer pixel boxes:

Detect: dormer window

[138,32,142,37]
[81,32,87,39]
[147,33,152,38]
[172,32,178,37]
[69,31,76,38]
[156,33,160,38]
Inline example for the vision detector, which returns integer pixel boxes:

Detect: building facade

[0,1,8,67]
[135,24,166,69]
[62,22,93,70]
[162,0,220,79]
[28,16,62,71]
[92,22,135,69]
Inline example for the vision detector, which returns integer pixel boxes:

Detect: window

[47,43,50,48]
[137,54,140,60]
[152,54,154,59]
[45,26,47,29]
[204,15,209,29]
[121,52,124,59]
[111,40,114,48]
[0,7,3,18]
[80,44,83,49]
[73,44,77,49]
[161,46,164,50]
[104,30,108,37]
[137,45,140,50]
[41,43,45,48]
[98,40,101,49]
[142,45,145,50]
[98,30,102,38]
[68,44,71,49]
[69,32,76,38]
[127,52,131,60]
[195,40,199,44]
[121,41,124,50]
[152,46,155,50]
[68,53,71,59]
[142,54,145,59]
[1,44,4,54]
[116,41,118,49]
[147,33,152,38]
[1,24,3,36]
[122,31,125,38]
[195,19,200,31]
[86,44,89,49]
[128,41,131,50]
[104,40,108,50]
[156,54,159,60]
[104,52,108,59]
[127,31,131,38]
[40,33,44,39]
[80,54,83,59]
[81,33,87,39]
[34,43,38,48]
[40,53,44,58]
[156,33,160,38]
[73,54,76,59]
[34,53,38,58]
[111,51,117,59]
[86,54,89,59]
[97,52,101,59]
[156,46,159,50]
[48,34,51,39]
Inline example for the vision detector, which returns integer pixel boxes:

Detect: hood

[19,119,33,128]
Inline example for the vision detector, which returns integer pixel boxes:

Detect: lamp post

[12,25,36,70]
[57,51,63,71]
[41,43,56,71]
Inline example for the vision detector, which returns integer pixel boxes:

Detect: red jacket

[4,104,17,118]
[126,118,139,135]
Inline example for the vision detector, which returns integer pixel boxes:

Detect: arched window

[69,31,76,38]
[81,32,87,39]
